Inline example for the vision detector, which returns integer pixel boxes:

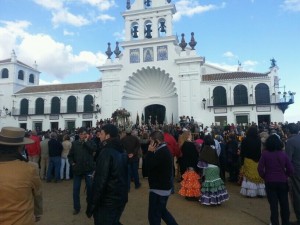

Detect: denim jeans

[148,192,178,225]
[73,172,93,211]
[128,161,140,190]
[60,157,70,179]
[93,205,125,225]
[47,156,61,181]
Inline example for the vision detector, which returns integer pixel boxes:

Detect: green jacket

[68,140,96,175]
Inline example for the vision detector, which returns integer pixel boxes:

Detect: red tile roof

[15,82,102,94]
[202,71,269,81]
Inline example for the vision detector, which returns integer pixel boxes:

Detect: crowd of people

[0,119,300,225]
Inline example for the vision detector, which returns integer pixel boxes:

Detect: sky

[0,0,299,122]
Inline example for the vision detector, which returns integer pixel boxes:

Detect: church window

[29,74,34,83]
[158,18,166,37]
[130,49,140,63]
[67,96,77,113]
[143,47,153,62]
[255,83,270,105]
[20,98,29,115]
[1,68,9,78]
[144,20,152,39]
[18,70,24,80]
[144,0,152,8]
[234,84,248,105]
[213,86,227,106]
[35,98,44,115]
[157,46,168,61]
[131,22,139,39]
[84,95,94,112]
[51,97,61,114]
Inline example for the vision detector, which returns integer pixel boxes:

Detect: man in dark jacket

[121,127,141,191]
[86,124,128,225]
[46,132,63,182]
[68,127,96,215]
[286,123,300,225]
[146,131,178,225]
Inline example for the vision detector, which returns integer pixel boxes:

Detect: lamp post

[202,98,207,109]
[95,104,101,113]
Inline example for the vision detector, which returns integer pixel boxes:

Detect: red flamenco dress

[179,168,201,199]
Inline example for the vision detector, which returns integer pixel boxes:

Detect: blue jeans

[73,172,93,211]
[47,156,61,181]
[128,161,140,190]
[93,205,125,225]
[148,192,178,225]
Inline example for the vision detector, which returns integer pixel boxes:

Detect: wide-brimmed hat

[0,127,34,146]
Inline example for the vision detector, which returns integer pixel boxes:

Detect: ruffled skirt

[179,169,201,197]
[240,158,266,197]
[200,165,229,205]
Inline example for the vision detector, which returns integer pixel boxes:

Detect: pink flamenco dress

[179,168,201,200]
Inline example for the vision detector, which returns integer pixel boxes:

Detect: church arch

[51,97,60,114]
[35,98,44,115]
[123,67,177,100]
[144,20,153,39]
[131,22,139,39]
[84,95,93,112]
[1,68,9,78]
[255,83,270,105]
[20,98,29,115]
[213,86,227,106]
[67,96,77,113]
[18,70,24,80]
[234,84,248,105]
[29,74,34,83]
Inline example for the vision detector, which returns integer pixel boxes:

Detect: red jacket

[26,135,41,157]
[164,133,180,157]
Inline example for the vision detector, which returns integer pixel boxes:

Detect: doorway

[236,115,249,125]
[82,121,92,128]
[51,122,59,131]
[33,122,42,132]
[66,121,76,132]
[258,115,271,124]
[145,104,166,124]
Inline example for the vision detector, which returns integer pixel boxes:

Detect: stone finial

[189,32,197,50]
[126,0,131,9]
[33,60,38,70]
[179,33,187,51]
[11,49,17,62]
[105,42,113,59]
[114,42,121,58]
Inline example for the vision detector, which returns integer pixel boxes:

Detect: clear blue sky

[0,0,299,122]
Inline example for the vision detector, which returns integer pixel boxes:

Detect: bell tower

[123,0,176,41]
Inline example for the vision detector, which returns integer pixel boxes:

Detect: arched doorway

[145,104,166,124]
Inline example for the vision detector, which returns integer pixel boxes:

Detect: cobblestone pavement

[37,176,296,225]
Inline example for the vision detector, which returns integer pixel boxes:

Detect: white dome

[123,67,177,99]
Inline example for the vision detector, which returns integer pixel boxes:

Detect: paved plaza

[36,174,296,225]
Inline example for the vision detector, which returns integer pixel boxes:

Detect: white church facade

[0,0,295,131]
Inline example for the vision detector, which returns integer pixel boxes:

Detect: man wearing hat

[286,123,300,225]
[0,127,43,225]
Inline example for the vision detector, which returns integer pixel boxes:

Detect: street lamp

[96,104,101,113]
[202,98,207,109]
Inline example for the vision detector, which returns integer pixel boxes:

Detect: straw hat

[0,127,34,146]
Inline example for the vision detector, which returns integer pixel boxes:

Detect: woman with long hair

[240,126,266,197]
[198,134,229,205]
[178,130,201,200]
